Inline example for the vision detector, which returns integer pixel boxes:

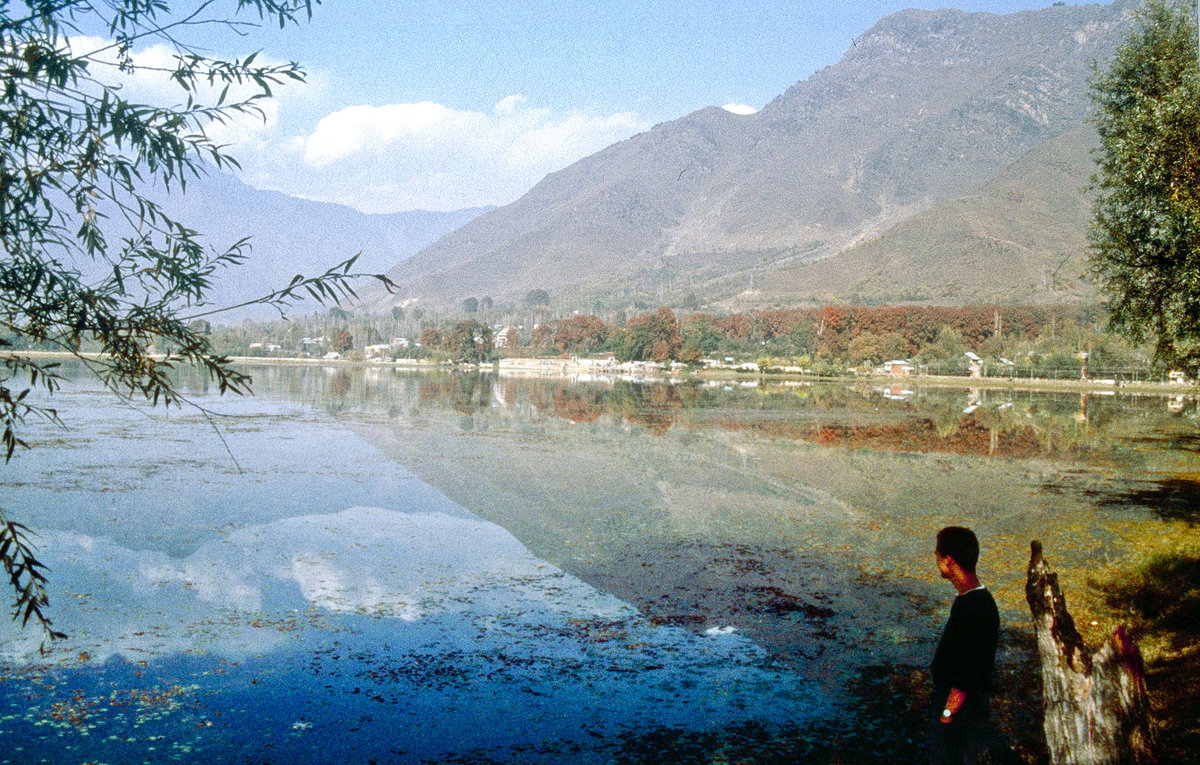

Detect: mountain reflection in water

[1,363,1196,762]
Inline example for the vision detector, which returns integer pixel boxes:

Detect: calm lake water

[1,363,1196,763]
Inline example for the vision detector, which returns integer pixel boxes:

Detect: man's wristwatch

[942,708,953,720]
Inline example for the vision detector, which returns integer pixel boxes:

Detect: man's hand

[941,687,967,724]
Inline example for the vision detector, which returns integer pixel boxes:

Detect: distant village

[236,318,1197,391]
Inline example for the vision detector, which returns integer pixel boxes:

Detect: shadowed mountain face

[378,1,1135,311]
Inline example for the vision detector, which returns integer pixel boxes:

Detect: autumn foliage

[531,304,1096,364]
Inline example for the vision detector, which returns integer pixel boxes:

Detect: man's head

[936,526,979,575]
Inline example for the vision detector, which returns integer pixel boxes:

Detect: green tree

[0,0,392,643]
[446,319,493,363]
[918,326,967,362]
[524,288,550,308]
[1088,0,1200,371]
[846,332,908,367]
[681,314,724,357]
[789,320,817,357]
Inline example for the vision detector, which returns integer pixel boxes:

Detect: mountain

[748,124,1100,306]
[376,0,1135,312]
[149,173,491,318]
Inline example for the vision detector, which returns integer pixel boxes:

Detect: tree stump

[1025,540,1158,765]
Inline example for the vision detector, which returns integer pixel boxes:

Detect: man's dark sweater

[931,587,1000,711]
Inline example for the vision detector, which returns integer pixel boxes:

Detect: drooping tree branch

[0,0,395,642]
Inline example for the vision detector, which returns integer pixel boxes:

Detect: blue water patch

[0,385,829,762]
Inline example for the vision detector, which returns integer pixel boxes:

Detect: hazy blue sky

[121,1,1081,212]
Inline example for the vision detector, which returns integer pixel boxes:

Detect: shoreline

[7,349,1197,396]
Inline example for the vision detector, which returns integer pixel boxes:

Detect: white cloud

[493,94,527,115]
[721,103,758,115]
[303,101,457,166]
[57,35,649,214]
[235,95,649,213]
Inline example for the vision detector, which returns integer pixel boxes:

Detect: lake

[1,362,1196,763]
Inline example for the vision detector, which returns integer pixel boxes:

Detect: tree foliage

[611,308,682,362]
[548,314,609,355]
[419,326,444,350]
[445,319,493,363]
[1088,0,1200,370]
[523,288,549,308]
[846,331,909,366]
[332,329,353,354]
[0,0,393,643]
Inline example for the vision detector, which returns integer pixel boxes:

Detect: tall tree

[612,308,682,363]
[524,289,550,308]
[446,319,492,363]
[0,0,392,643]
[552,314,609,355]
[1088,0,1200,371]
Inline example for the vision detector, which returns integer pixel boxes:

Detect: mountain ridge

[375,1,1134,312]
[148,173,492,318]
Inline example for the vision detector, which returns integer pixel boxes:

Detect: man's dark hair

[936,526,980,573]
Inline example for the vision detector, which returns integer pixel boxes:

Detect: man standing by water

[930,526,1000,764]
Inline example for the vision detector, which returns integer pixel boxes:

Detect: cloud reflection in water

[0,378,829,762]
[2,502,643,660]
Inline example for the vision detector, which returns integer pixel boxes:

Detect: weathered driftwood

[1025,540,1158,765]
